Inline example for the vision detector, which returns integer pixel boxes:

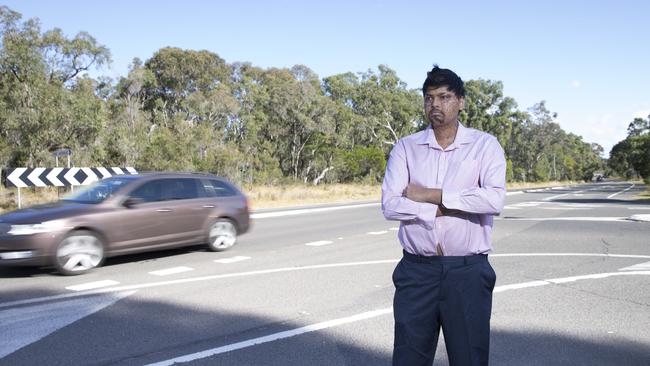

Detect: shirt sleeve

[381,140,439,226]
[442,137,506,215]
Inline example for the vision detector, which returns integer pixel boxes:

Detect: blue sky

[4,0,649,155]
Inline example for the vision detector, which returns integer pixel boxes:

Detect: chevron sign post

[2,167,138,188]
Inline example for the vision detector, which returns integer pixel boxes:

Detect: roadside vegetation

[1,181,590,214]
[1,6,647,212]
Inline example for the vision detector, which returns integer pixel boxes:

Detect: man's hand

[402,184,442,205]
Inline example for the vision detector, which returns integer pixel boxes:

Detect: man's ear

[459,97,465,110]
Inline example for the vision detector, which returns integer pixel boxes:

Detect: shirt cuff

[417,202,438,224]
[441,190,461,210]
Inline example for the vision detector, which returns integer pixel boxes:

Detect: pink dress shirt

[381,122,506,256]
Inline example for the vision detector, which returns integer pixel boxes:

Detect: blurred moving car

[0,172,250,275]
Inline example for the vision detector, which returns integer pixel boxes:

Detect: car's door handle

[156,209,172,212]
[202,205,215,208]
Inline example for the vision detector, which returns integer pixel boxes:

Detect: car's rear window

[201,179,239,197]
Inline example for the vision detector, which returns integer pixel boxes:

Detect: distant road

[1,181,649,365]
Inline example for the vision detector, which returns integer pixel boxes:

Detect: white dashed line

[367,231,388,235]
[149,267,194,276]
[65,280,120,292]
[214,256,251,264]
[389,227,399,231]
[305,240,333,247]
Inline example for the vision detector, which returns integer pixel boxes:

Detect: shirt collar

[418,121,474,150]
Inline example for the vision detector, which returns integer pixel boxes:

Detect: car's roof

[120,172,224,180]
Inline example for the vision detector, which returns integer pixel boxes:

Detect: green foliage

[609,116,650,183]
[0,6,611,186]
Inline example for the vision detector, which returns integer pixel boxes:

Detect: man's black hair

[422,65,465,97]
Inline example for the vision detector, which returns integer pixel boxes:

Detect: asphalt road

[1,181,649,365]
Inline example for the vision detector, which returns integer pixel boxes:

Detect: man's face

[424,86,465,128]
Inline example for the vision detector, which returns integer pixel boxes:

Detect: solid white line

[619,261,650,271]
[149,267,194,276]
[145,308,394,366]
[543,190,583,201]
[65,280,120,292]
[7,252,650,309]
[505,191,524,196]
[367,231,388,235]
[492,253,650,259]
[214,256,251,264]
[250,203,379,219]
[497,217,628,222]
[607,184,635,199]
[146,270,650,365]
[305,241,333,247]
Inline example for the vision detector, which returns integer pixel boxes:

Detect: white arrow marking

[97,167,112,179]
[81,168,98,185]
[46,168,64,186]
[6,168,28,188]
[26,168,46,187]
[63,168,80,186]
[0,291,135,359]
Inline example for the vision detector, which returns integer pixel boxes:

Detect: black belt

[402,250,487,265]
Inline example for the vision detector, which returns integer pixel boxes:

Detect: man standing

[382,66,506,366]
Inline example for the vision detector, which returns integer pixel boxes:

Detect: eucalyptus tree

[0,6,110,167]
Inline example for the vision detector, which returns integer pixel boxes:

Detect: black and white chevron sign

[2,167,138,188]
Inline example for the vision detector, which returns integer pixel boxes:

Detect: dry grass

[0,180,591,214]
[243,184,381,210]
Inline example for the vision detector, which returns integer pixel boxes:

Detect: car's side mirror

[123,197,144,208]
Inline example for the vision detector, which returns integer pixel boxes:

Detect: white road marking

[367,231,388,235]
[145,270,650,365]
[251,203,379,219]
[149,267,194,276]
[65,280,120,292]
[0,291,135,359]
[618,261,650,271]
[389,227,399,231]
[6,253,650,310]
[607,184,635,199]
[503,206,521,210]
[492,253,650,259]
[506,191,524,196]
[0,259,398,310]
[498,217,628,222]
[628,214,650,222]
[543,190,584,201]
[305,240,333,247]
[214,256,251,264]
[145,308,394,366]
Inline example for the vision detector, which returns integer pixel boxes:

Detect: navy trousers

[392,251,496,366]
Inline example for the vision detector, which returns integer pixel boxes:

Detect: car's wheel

[207,219,237,252]
[54,230,105,275]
